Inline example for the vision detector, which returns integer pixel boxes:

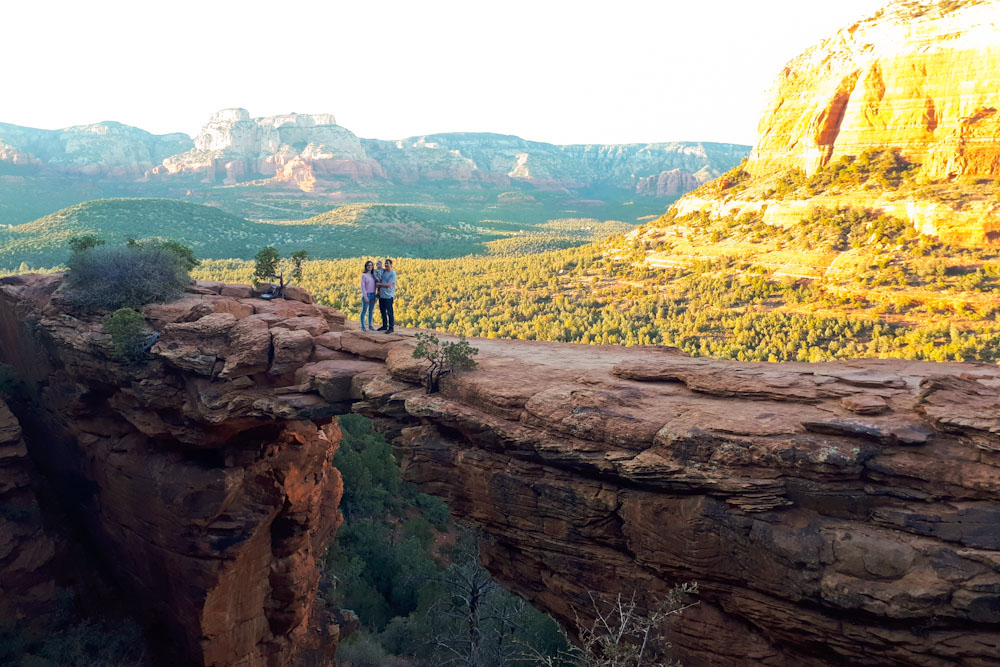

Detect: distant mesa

[163,110,748,194]
[159,107,379,188]
[0,108,749,198]
[0,120,191,178]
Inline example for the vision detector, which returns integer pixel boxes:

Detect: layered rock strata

[0,398,58,626]
[748,0,1000,179]
[362,342,1000,666]
[0,275,351,666]
[159,109,385,187]
[672,0,1000,246]
[2,274,1000,665]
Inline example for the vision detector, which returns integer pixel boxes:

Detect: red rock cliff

[361,340,1000,666]
[748,0,1000,179]
[3,274,1000,666]
[0,275,352,666]
[0,397,58,626]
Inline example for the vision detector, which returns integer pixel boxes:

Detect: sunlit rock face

[748,0,1000,178]
[162,108,379,186]
[635,168,703,196]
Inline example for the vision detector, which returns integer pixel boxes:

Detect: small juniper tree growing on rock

[253,247,308,298]
[253,246,309,299]
[102,308,155,363]
[412,333,478,394]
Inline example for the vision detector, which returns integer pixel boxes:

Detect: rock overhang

[2,273,1000,666]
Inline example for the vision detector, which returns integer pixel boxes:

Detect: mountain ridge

[0,110,749,197]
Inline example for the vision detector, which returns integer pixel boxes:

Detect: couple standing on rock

[360,258,397,333]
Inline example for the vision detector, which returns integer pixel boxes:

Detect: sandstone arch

[2,275,999,666]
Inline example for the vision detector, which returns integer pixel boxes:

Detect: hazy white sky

[4,0,886,146]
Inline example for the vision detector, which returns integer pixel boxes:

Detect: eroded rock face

[0,275,356,666]
[0,398,58,626]
[3,274,1000,666]
[635,168,703,197]
[748,0,1000,179]
[359,347,1000,666]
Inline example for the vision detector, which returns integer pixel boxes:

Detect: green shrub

[68,234,106,253]
[126,237,200,271]
[336,631,391,667]
[65,244,191,312]
[102,308,151,363]
[714,159,751,192]
[807,149,918,193]
[412,332,479,393]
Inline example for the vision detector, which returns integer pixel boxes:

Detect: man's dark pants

[378,297,394,330]
[378,297,388,328]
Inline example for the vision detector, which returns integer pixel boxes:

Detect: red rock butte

[1,274,999,666]
[748,1,1000,179]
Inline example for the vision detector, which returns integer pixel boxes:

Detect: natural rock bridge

[2,274,999,666]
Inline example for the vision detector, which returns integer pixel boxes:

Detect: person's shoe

[384,328,394,334]
[360,327,366,332]
[376,326,387,331]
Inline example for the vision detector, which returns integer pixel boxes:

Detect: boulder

[194,280,225,294]
[271,316,329,337]
[247,298,322,319]
[316,305,347,329]
[269,329,314,375]
[294,360,384,403]
[221,284,255,299]
[339,330,407,361]
[155,313,237,375]
[283,285,313,304]
[220,317,272,378]
[313,332,343,351]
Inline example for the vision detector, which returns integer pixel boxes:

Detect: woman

[359,260,377,331]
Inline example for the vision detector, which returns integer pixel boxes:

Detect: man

[373,260,386,331]
[375,258,397,333]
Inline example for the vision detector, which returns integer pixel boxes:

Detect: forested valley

[193,218,1000,364]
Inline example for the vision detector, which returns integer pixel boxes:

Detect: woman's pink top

[361,272,376,294]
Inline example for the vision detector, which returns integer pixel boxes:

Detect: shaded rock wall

[359,342,1000,666]
[0,397,58,626]
[0,275,348,666]
[3,274,1000,665]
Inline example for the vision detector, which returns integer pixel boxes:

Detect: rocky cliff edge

[1,274,999,665]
